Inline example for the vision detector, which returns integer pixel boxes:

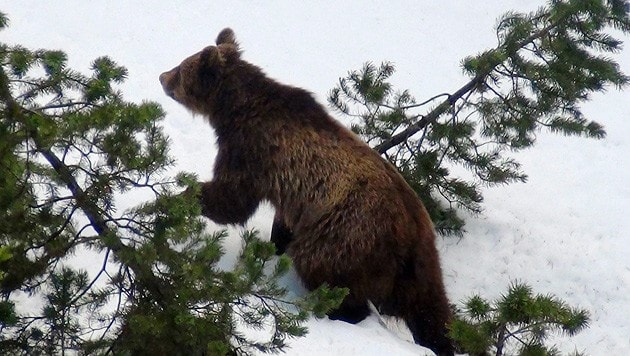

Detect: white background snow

[2,1,629,354]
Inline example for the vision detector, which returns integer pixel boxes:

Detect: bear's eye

[198,65,219,89]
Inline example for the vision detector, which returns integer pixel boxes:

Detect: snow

[2,1,629,354]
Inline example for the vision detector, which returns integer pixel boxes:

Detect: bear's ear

[215,28,241,61]
[216,28,237,46]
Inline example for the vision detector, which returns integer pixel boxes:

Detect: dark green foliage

[0,13,343,355]
[449,281,589,356]
[330,0,629,235]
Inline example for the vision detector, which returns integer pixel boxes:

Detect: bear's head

[159,28,241,116]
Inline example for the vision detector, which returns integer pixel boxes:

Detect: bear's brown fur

[160,28,454,355]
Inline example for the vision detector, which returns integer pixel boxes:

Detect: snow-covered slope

[3,1,628,354]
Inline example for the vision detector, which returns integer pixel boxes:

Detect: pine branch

[2,88,168,305]
[375,12,563,154]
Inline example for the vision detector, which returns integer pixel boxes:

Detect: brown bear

[160,28,454,355]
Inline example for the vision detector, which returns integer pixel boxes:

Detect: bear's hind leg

[404,307,454,356]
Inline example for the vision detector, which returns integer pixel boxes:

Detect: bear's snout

[158,72,168,86]
[159,70,177,99]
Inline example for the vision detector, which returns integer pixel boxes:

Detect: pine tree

[330,0,629,235]
[449,281,590,356]
[0,13,344,355]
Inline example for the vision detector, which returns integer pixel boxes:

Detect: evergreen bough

[330,0,629,235]
[449,281,590,356]
[0,13,344,355]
